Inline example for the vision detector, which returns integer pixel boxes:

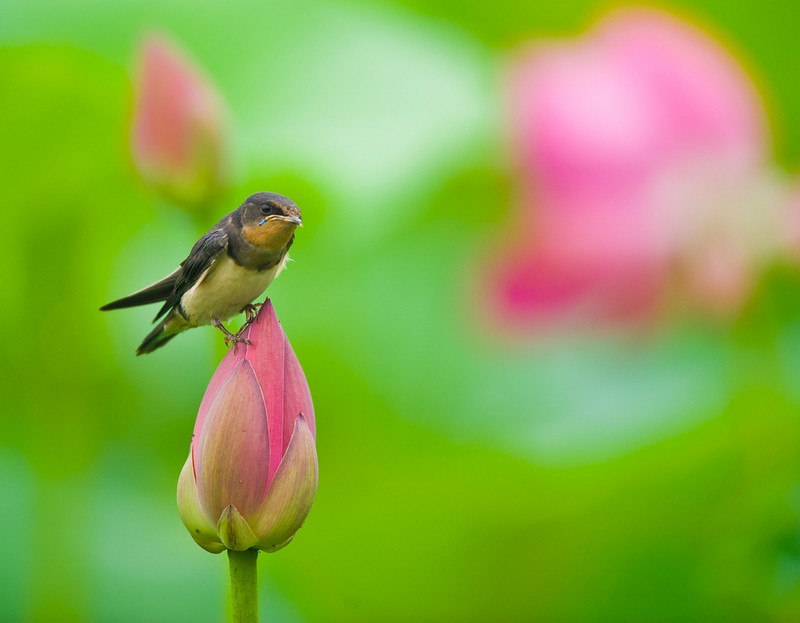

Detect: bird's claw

[240,303,263,325]
[214,319,251,352]
[225,332,252,352]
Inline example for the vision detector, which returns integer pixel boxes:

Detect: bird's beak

[284,215,302,227]
[265,214,302,227]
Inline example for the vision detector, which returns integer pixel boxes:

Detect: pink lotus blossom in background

[132,33,230,210]
[482,8,796,332]
[783,185,800,266]
[177,301,318,553]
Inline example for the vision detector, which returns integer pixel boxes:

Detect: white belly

[180,254,285,326]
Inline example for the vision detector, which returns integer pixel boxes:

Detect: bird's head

[239,192,302,252]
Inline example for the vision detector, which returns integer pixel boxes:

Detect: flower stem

[228,549,259,623]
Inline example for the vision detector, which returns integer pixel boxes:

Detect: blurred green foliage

[2,0,800,621]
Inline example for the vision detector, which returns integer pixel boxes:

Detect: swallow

[101,192,302,355]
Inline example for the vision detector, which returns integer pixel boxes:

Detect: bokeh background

[2,0,800,621]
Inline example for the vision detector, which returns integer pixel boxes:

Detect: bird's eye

[260,205,273,216]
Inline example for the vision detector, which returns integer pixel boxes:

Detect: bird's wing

[100,267,183,311]
[153,227,229,321]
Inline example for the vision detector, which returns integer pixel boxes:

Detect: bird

[101,192,302,355]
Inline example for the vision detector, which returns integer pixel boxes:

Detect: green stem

[228,549,259,623]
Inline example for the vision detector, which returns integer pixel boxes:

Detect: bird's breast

[180,254,286,325]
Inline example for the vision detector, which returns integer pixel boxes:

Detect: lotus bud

[177,301,317,553]
[132,33,230,210]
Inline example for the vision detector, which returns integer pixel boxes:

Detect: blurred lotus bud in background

[482,8,798,333]
[132,33,231,212]
[177,301,317,553]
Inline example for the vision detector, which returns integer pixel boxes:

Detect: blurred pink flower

[482,8,794,332]
[177,301,317,553]
[783,185,800,265]
[132,33,230,209]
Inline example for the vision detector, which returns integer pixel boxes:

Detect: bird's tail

[136,316,182,355]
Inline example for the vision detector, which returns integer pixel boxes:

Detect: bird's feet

[213,319,252,351]
[240,303,262,325]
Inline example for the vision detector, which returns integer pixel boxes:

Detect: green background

[2,0,800,621]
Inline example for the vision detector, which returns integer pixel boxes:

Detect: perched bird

[101,192,302,355]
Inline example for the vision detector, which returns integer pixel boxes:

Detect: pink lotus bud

[177,301,317,553]
[132,33,230,209]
